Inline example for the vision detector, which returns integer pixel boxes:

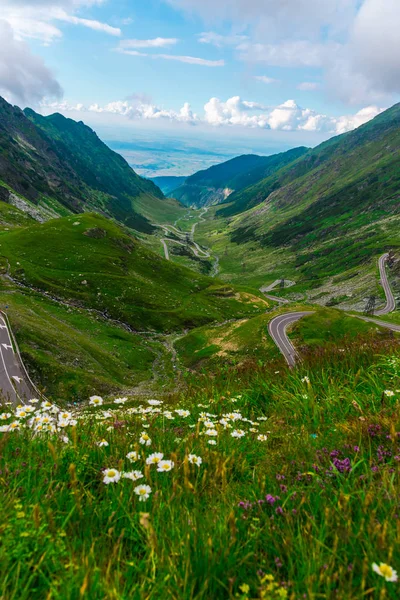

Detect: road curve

[376,253,396,315]
[268,312,315,368]
[0,313,39,405]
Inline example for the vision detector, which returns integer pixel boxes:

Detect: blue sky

[1,0,399,174]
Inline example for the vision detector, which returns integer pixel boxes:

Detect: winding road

[0,312,39,405]
[376,253,396,315]
[154,207,218,272]
[268,253,398,367]
[268,312,315,368]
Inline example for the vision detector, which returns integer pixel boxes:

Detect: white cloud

[202,96,383,134]
[254,75,279,85]
[297,82,320,91]
[156,54,224,66]
[118,37,178,49]
[166,0,357,39]
[237,40,335,68]
[0,1,122,44]
[46,95,383,136]
[0,19,62,104]
[55,11,121,36]
[198,31,248,47]
[49,98,199,124]
[116,48,224,67]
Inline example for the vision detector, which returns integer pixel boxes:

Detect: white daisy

[157,460,174,472]
[126,451,139,462]
[102,468,121,484]
[89,396,103,406]
[134,484,152,501]
[139,432,152,446]
[146,452,164,465]
[122,470,143,481]
[97,439,109,447]
[188,454,202,466]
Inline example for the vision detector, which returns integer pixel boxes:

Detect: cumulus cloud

[42,95,383,135]
[0,19,62,104]
[43,98,199,124]
[118,38,178,49]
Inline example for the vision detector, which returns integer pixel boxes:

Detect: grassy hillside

[0,96,169,233]
[172,148,308,208]
[1,334,399,598]
[0,212,268,333]
[193,103,400,308]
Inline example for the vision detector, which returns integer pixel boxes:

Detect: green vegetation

[1,337,400,598]
[0,288,164,400]
[172,148,308,208]
[0,213,267,333]
[0,96,170,233]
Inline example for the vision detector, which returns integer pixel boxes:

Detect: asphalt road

[268,311,315,368]
[376,253,396,315]
[0,314,36,405]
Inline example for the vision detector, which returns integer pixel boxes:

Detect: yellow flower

[239,583,250,594]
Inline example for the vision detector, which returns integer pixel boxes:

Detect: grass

[0,286,168,401]
[0,212,268,333]
[1,337,400,598]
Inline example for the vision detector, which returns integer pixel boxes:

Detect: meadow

[1,336,399,599]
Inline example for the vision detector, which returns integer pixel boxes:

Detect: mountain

[200,102,400,299]
[151,175,187,196]
[0,96,167,233]
[171,148,308,208]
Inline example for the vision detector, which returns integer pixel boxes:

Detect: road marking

[2,344,12,350]
[12,376,23,383]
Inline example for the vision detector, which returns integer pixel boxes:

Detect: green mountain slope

[151,175,187,195]
[230,103,400,265]
[193,103,400,307]
[173,148,308,208]
[0,212,267,333]
[0,96,167,233]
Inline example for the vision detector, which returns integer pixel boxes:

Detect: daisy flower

[102,468,121,484]
[372,562,398,582]
[126,451,139,462]
[122,470,143,481]
[205,429,218,437]
[114,398,127,405]
[175,409,190,417]
[0,413,11,420]
[148,400,162,406]
[89,396,103,406]
[188,454,202,466]
[231,429,245,438]
[257,434,268,442]
[139,432,152,446]
[157,460,174,472]
[208,440,217,445]
[146,452,164,465]
[384,390,395,397]
[134,484,152,501]
[97,439,109,447]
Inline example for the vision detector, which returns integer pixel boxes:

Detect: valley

[1,94,400,600]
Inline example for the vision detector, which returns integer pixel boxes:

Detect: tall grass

[0,337,399,599]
